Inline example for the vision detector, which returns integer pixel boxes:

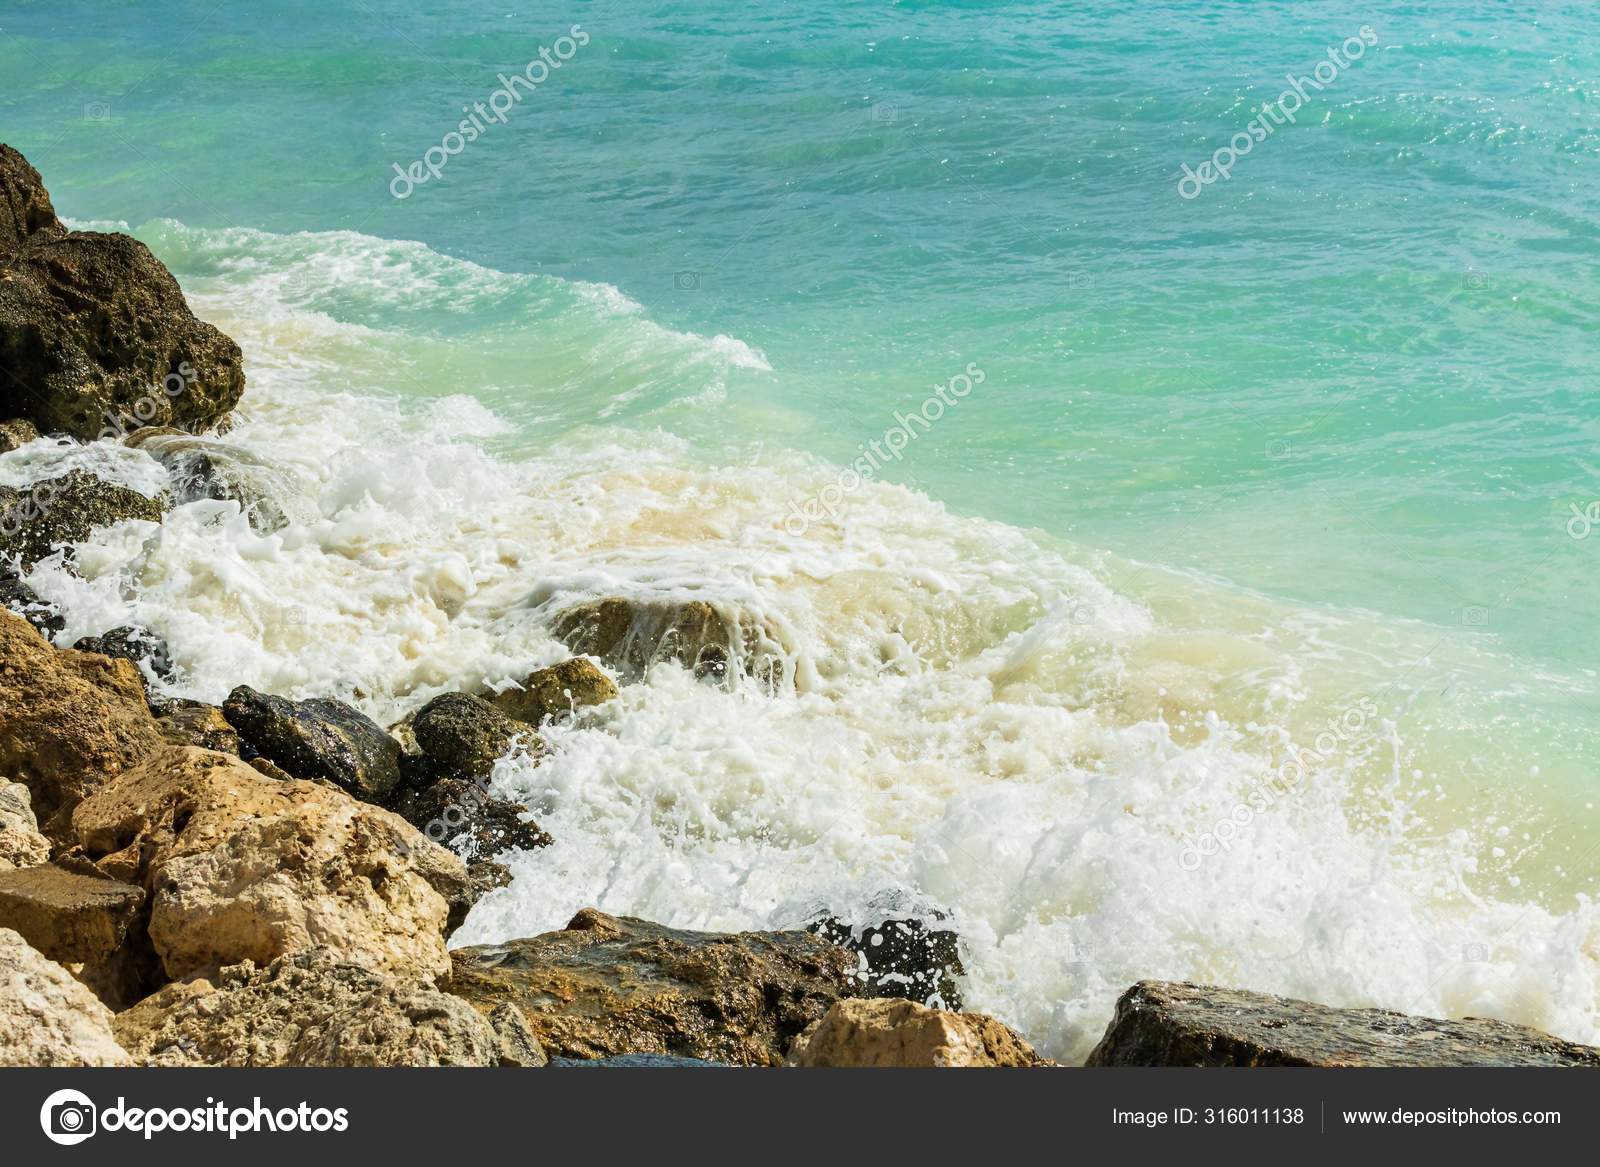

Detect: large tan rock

[0,926,131,1066]
[73,746,469,982]
[114,949,544,1067]
[0,862,144,964]
[785,998,1049,1067]
[0,778,49,870]
[0,610,164,838]
[1085,981,1600,1067]
[449,908,855,1066]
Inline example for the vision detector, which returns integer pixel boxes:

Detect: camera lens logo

[40,1089,97,1146]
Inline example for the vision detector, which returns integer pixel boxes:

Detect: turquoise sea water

[3,2,1598,1055]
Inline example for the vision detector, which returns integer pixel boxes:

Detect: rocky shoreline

[1,143,1595,1068]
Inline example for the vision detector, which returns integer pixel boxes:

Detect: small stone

[412,692,537,779]
[74,625,174,680]
[487,657,618,726]
[0,417,40,453]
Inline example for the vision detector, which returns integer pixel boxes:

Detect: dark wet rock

[0,144,64,254]
[114,948,545,1067]
[809,906,965,1010]
[411,692,537,779]
[125,427,303,531]
[548,1054,729,1068]
[1085,980,1600,1068]
[0,862,144,965]
[449,908,856,1066]
[487,657,618,726]
[0,566,63,635]
[0,609,165,839]
[0,418,40,453]
[551,596,785,687]
[222,685,402,802]
[150,697,239,754]
[0,470,166,569]
[387,764,551,858]
[74,625,173,681]
[0,146,244,440]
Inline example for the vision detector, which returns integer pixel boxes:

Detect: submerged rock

[115,948,545,1067]
[0,926,132,1066]
[487,657,618,726]
[1085,981,1600,1068]
[0,778,50,871]
[125,427,303,531]
[386,767,551,860]
[0,145,244,439]
[0,609,165,839]
[0,861,144,966]
[808,899,966,1009]
[786,998,1050,1067]
[0,417,40,453]
[449,908,855,1066]
[0,565,63,635]
[551,596,785,687]
[411,691,537,780]
[223,685,402,802]
[72,745,470,982]
[74,624,174,681]
[0,470,166,569]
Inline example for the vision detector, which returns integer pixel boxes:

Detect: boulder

[114,948,544,1067]
[125,427,303,531]
[1085,981,1600,1067]
[0,862,143,965]
[411,692,536,779]
[0,146,244,439]
[151,697,239,753]
[0,417,40,453]
[785,997,1048,1067]
[74,624,174,681]
[487,657,618,726]
[72,746,470,981]
[0,470,166,569]
[449,908,855,1066]
[0,609,164,838]
[0,144,64,254]
[223,685,402,802]
[551,596,784,686]
[0,926,131,1066]
[0,778,49,870]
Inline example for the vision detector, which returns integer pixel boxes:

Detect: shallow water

[3,1,1597,1060]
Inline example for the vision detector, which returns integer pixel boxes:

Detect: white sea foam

[7,222,1597,1063]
